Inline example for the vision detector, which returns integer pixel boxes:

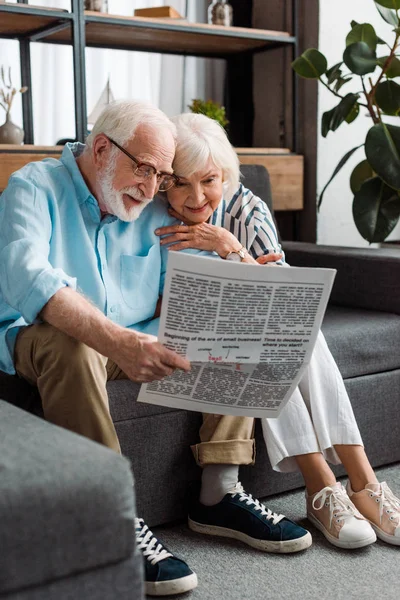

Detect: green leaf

[350,20,359,28]
[350,160,375,194]
[335,76,353,92]
[292,48,327,79]
[346,23,378,51]
[375,3,399,26]
[377,55,400,77]
[343,41,377,75]
[326,62,343,84]
[365,123,400,189]
[318,145,363,209]
[321,94,360,138]
[345,102,360,123]
[353,176,400,242]
[375,0,400,10]
[375,80,400,114]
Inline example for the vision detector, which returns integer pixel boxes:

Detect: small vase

[208,0,233,26]
[84,0,108,11]
[0,114,24,145]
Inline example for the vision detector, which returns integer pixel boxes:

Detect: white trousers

[261,331,363,473]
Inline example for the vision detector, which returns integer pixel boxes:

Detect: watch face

[226,251,242,262]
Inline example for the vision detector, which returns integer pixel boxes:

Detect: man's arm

[41,282,190,383]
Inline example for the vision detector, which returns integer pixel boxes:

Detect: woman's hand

[256,252,283,265]
[155,208,244,258]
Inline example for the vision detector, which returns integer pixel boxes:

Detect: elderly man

[0,100,198,597]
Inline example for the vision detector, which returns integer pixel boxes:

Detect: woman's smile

[186,203,209,213]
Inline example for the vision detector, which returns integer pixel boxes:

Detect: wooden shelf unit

[0,2,303,212]
[0,5,294,55]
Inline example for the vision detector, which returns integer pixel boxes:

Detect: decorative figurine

[208,0,233,27]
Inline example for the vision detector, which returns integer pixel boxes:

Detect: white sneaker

[306,482,377,549]
[347,481,400,546]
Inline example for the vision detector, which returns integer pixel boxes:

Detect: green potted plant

[188,98,229,130]
[292,0,400,243]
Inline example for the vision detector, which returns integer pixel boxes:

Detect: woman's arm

[155,209,282,265]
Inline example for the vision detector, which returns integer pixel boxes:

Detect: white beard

[98,166,152,222]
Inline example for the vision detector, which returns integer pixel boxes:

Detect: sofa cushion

[0,401,136,595]
[321,305,400,379]
[108,379,177,422]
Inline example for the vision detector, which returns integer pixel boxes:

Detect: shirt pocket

[120,244,160,311]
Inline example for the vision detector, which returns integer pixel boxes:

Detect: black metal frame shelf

[0,0,299,146]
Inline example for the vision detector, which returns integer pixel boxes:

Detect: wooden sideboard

[1,145,304,211]
[0,145,63,191]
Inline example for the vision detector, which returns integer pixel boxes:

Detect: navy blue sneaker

[135,518,198,596]
[188,482,312,553]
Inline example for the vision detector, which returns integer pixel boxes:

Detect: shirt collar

[60,142,95,205]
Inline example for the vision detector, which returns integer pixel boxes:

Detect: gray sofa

[1,165,400,532]
[0,400,143,600]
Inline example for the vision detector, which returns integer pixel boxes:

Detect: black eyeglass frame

[105,135,179,192]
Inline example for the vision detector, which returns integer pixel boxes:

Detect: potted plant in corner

[0,66,28,145]
[188,98,229,130]
[292,0,400,244]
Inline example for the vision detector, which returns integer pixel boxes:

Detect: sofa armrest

[283,241,400,315]
[0,401,141,597]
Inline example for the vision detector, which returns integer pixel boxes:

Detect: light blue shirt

[0,143,179,375]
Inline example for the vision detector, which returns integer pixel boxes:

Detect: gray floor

[154,463,400,600]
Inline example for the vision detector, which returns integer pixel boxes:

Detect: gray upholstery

[322,306,400,379]
[3,556,142,600]
[0,401,143,599]
[284,241,400,315]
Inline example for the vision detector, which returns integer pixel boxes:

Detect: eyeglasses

[105,136,179,192]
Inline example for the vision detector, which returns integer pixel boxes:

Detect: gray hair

[170,112,240,199]
[86,99,177,149]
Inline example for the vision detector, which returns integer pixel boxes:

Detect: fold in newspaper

[138,253,336,418]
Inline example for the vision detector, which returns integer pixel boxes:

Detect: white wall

[317,0,400,245]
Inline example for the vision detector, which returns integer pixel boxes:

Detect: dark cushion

[284,242,400,316]
[321,305,400,379]
[0,401,136,595]
[240,164,273,212]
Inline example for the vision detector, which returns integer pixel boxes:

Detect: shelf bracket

[23,21,71,43]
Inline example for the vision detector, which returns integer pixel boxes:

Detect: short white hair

[170,112,240,199]
[86,99,176,148]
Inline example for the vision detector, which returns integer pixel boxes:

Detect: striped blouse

[209,183,285,264]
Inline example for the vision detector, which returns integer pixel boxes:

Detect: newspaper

[138,252,336,418]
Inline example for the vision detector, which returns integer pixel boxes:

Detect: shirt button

[110,305,117,314]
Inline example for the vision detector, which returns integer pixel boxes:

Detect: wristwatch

[225,247,247,262]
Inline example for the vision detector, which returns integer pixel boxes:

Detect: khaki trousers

[14,323,256,465]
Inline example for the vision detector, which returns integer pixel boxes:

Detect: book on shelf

[134,6,184,19]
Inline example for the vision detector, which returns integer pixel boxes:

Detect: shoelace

[368,482,400,525]
[312,486,357,528]
[230,482,284,525]
[135,517,172,565]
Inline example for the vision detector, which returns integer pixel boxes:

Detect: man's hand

[110,329,191,383]
[41,287,190,384]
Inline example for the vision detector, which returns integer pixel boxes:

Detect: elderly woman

[155,112,400,550]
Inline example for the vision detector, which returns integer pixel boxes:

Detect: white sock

[199,464,239,506]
